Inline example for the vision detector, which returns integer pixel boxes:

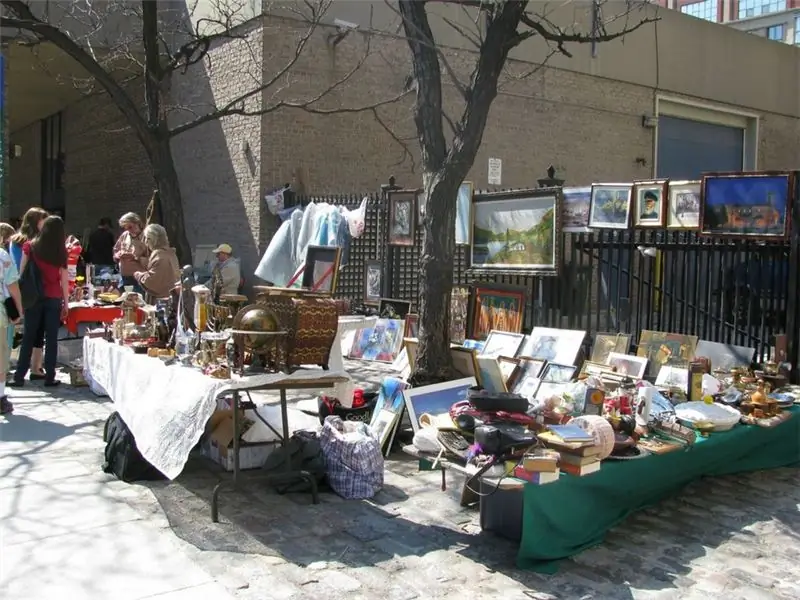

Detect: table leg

[211,391,241,523]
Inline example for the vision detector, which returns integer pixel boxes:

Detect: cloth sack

[19,254,42,310]
[320,415,383,499]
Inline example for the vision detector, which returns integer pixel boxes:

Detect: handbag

[19,255,43,310]
[4,297,19,321]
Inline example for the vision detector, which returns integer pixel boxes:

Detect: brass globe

[233,304,280,351]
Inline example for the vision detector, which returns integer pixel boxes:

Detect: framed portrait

[347,319,404,362]
[467,283,526,341]
[479,330,525,359]
[302,245,341,292]
[589,184,633,230]
[451,347,478,379]
[388,190,417,246]
[402,377,477,434]
[363,260,382,305]
[699,172,794,240]
[379,298,412,320]
[666,180,701,229]
[606,352,648,379]
[404,313,420,338]
[562,186,592,232]
[455,181,473,245]
[632,180,668,228]
[518,327,586,366]
[476,356,508,393]
[637,329,698,377]
[590,333,632,364]
[540,363,577,383]
[470,187,561,276]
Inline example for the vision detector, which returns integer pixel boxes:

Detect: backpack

[261,430,327,493]
[19,254,42,310]
[102,411,164,483]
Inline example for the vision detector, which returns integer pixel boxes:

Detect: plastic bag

[343,197,368,238]
[264,187,288,216]
[320,416,384,499]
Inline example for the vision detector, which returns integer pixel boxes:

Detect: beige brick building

[5,1,800,276]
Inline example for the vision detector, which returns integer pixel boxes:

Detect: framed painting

[606,352,648,379]
[534,382,567,402]
[368,377,408,456]
[562,186,592,232]
[589,183,633,230]
[580,360,617,377]
[479,330,525,359]
[467,283,526,341]
[449,286,469,344]
[518,327,586,366]
[387,190,417,246]
[403,377,477,434]
[363,260,382,305]
[451,347,478,379]
[497,356,521,387]
[404,313,420,338]
[540,362,577,383]
[694,340,756,371]
[404,337,418,367]
[699,172,794,240]
[455,181,473,245]
[470,188,561,276]
[379,298,412,320]
[632,180,668,228]
[666,180,701,229]
[347,319,404,362]
[636,329,698,377]
[590,333,632,364]
[476,356,507,393]
[301,245,341,292]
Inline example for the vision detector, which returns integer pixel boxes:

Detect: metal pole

[0,50,7,220]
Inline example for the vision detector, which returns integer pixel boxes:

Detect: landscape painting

[562,186,591,232]
[589,184,633,229]
[471,190,560,274]
[700,173,793,239]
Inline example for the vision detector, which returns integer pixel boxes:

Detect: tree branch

[1,0,154,148]
[370,107,417,173]
[141,0,163,130]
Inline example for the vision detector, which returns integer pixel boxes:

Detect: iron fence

[285,188,797,367]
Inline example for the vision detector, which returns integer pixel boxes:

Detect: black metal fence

[286,189,797,366]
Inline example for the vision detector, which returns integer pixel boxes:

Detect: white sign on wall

[488,158,502,186]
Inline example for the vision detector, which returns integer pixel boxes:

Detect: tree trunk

[408,173,461,386]
[149,135,192,265]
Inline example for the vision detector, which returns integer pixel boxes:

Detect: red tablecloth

[66,305,143,335]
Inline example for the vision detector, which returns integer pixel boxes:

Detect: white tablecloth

[83,337,347,479]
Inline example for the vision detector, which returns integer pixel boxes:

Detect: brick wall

[6,121,41,220]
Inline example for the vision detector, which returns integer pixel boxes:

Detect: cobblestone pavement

[4,359,800,600]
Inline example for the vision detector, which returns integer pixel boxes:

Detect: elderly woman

[113,212,149,292]
[134,224,180,300]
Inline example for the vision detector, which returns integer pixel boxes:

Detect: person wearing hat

[639,191,660,221]
[208,243,241,299]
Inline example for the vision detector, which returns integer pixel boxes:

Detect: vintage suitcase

[260,295,338,369]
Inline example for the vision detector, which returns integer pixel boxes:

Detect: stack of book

[538,424,602,476]
[512,448,560,484]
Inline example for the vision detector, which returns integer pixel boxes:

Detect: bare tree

[1,0,407,262]
[391,0,656,385]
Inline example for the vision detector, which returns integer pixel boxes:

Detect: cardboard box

[201,415,275,471]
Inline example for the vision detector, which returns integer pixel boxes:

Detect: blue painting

[701,174,791,238]
[403,377,477,432]
[348,319,404,362]
[370,377,408,425]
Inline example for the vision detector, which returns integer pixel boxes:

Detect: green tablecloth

[517,407,800,573]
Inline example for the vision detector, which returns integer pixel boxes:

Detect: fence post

[380,176,400,299]
[784,171,800,382]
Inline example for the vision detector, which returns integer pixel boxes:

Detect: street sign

[488,157,502,186]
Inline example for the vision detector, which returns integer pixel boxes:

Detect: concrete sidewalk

[0,383,235,600]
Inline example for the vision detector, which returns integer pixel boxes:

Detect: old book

[558,452,601,467]
[560,459,601,477]
[538,431,600,457]
[521,449,560,473]
[513,465,559,484]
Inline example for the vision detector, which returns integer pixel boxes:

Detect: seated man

[208,243,241,300]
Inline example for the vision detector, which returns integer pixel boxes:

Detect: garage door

[656,115,744,179]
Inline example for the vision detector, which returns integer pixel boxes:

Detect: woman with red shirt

[10,216,69,387]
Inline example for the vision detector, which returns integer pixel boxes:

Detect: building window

[767,24,785,40]
[680,0,719,21]
[795,16,800,44]
[737,0,786,19]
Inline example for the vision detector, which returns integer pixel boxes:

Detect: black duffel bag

[102,411,164,483]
